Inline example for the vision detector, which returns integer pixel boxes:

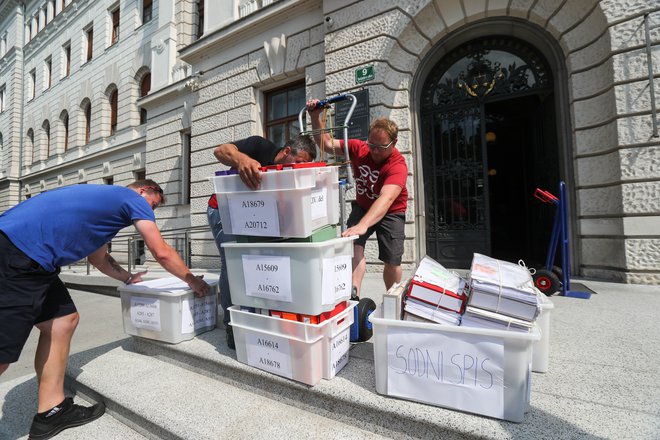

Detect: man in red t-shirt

[307,99,408,296]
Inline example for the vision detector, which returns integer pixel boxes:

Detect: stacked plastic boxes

[210,163,357,386]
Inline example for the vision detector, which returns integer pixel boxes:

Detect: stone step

[65,340,393,439]
[0,374,148,440]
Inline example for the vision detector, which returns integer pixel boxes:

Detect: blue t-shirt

[0,185,156,272]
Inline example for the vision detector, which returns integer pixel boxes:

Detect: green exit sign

[355,65,375,84]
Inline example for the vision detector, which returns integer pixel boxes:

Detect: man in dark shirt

[207,135,316,349]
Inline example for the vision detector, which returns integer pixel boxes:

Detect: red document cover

[406,256,468,314]
[407,279,467,314]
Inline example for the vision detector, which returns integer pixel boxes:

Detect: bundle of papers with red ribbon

[403,256,467,325]
[462,253,540,332]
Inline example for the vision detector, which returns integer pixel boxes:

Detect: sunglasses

[366,139,396,150]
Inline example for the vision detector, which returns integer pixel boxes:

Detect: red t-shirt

[345,139,408,214]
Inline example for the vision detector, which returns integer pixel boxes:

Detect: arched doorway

[420,36,560,268]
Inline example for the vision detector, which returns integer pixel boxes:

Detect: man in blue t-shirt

[207,135,317,349]
[0,179,210,439]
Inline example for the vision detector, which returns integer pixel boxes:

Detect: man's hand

[187,275,211,297]
[236,155,263,190]
[126,269,149,284]
[306,99,325,115]
[342,223,368,237]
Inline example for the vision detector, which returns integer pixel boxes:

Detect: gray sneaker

[29,397,105,439]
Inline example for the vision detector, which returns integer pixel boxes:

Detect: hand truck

[299,93,377,341]
[533,181,591,299]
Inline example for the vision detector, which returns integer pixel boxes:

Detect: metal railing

[78,225,212,274]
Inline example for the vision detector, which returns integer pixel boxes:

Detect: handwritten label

[311,187,328,221]
[330,329,350,376]
[245,331,292,379]
[130,296,161,331]
[242,255,292,302]
[181,295,216,334]
[387,327,504,419]
[227,192,280,236]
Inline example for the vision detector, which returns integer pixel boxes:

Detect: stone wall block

[625,239,660,270]
[620,146,660,180]
[192,95,233,122]
[433,0,466,32]
[576,152,621,186]
[325,36,397,72]
[578,187,623,216]
[550,0,599,36]
[613,48,660,83]
[298,43,325,71]
[284,31,309,74]
[226,104,255,127]
[463,0,487,20]
[197,80,228,105]
[563,8,609,55]
[225,69,262,92]
[194,113,229,136]
[600,0,654,21]
[325,10,408,53]
[485,0,510,17]
[397,17,429,55]
[193,128,237,152]
[414,2,446,43]
[623,182,660,214]
[561,31,611,72]
[616,79,660,115]
[366,85,410,109]
[581,237,626,268]
[248,48,272,84]
[616,115,658,145]
[233,87,255,108]
[200,55,250,86]
[570,62,615,100]
[572,88,617,128]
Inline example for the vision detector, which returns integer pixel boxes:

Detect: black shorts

[0,232,76,364]
[346,203,405,265]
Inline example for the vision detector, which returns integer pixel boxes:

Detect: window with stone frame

[142,0,153,24]
[110,6,120,45]
[140,72,150,124]
[109,88,118,135]
[84,25,93,62]
[264,82,305,147]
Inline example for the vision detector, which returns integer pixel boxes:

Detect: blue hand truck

[298,93,377,342]
[533,181,591,299]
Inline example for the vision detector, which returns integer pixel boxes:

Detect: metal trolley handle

[298,93,357,187]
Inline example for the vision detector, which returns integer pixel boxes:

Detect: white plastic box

[229,301,356,386]
[210,166,339,238]
[118,277,218,344]
[532,292,554,373]
[369,308,540,423]
[222,236,355,316]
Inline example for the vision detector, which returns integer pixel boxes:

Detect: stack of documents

[403,256,467,325]
[462,253,540,332]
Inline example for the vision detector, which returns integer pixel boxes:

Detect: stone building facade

[1,0,659,285]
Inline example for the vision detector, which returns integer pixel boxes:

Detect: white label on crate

[310,187,328,221]
[227,192,280,236]
[386,327,505,419]
[330,329,350,376]
[321,255,353,305]
[245,331,292,379]
[130,296,161,331]
[181,295,216,334]
[242,255,292,302]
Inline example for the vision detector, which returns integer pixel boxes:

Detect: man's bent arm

[134,219,210,295]
[213,142,262,189]
[342,184,403,237]
[88,244,131,283]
